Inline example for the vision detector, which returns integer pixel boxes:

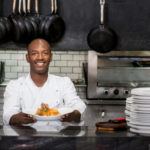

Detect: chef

[3,38,86,125]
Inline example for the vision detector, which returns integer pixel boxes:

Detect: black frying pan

[0,20,6,40]
[9,0,27,42]
[22,0,34,42]
[26,0,39,39]
[9,0,21,42]
[16,0,28,42]
[2,17,12,41]
[39,0,55,38]
[44,0,65,42]
[87,0,117,53]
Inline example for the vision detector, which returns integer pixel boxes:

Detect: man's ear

[26,54,30,63]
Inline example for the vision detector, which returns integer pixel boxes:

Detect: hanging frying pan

[26,0,38,39]
[16,0,28,42]
[22,0,34,42]
[87,0,117,53]
[0,19,7,41]
[39,0,55,38]
[9,0,27,42]
[44,0,65,42]
[2,17,12,41]
[9,0,21,42]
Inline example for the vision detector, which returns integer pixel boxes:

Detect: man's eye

[43,52,49,55]
[31,52,37,55]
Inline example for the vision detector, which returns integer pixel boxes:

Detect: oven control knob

[114,89,119,95]
[124,90,129,95]
[104,90,109,95]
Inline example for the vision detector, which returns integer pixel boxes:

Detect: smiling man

[3,38,86,125]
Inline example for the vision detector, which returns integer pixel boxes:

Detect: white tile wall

[0,50,88,81]
[0,49,88,99]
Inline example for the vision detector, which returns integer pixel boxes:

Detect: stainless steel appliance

[86,50,150,104]
[0,62,5,84]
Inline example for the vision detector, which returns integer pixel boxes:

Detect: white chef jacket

[3,74,86,125]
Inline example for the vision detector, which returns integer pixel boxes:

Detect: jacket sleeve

[3,80,21,125]
[61,77,86,116]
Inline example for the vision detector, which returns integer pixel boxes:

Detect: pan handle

[51,0,55,14]
[18,0,22,15]
[35,0,39,15]
[23,0,26,14]
[100,0,105,25]
[27,0,30,13]
[12,0,17,14]
[54,0,57,14]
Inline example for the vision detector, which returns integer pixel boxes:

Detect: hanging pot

[87,0,117,53]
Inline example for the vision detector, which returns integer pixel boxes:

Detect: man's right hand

[9,112,37,125]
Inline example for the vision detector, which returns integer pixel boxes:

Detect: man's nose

[37,53,43,59]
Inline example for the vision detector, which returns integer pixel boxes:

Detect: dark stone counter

[0,125,150,150]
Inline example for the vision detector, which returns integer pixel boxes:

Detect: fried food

[36,103,61,116]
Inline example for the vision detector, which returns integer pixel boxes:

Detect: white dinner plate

[130,128,150,136]
[23,107,73,121]
[131,88,150,97]
[132,96,150,100]
[129,123,150,130]
[130,120,150,126]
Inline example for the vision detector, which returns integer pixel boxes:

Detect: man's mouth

[35,62,45,67]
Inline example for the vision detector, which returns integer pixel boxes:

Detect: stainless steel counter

[0,125,134,137]
[0,125,149,150]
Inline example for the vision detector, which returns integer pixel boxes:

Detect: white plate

[130,128,150,136]
[130,120,150,126]
[131,88,150,97]
[129,123,150,130]
[23,107,73,121]
[132,96,150,100]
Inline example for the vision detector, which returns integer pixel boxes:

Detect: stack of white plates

[125,88,150,135]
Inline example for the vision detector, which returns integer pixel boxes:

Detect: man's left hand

[60,110,81,122]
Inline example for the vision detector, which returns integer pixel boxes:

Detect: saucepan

[87,0,117,53]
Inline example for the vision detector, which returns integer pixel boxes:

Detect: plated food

[36,103,61,116]
[23,104,73,121]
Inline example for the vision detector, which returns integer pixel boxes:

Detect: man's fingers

[60,113,72,122]
[22,116,36,124]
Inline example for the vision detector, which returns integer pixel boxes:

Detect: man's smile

[35,62,46,67]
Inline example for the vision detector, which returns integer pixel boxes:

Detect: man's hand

[60,110,81,122]
[9,112,37,125]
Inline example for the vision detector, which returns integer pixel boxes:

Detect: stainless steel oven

[86,50,150,104]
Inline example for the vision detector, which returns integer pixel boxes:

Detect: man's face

[26,41,52,75]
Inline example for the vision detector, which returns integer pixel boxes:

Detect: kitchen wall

[0,49,88,99]
[0,50,87,80]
